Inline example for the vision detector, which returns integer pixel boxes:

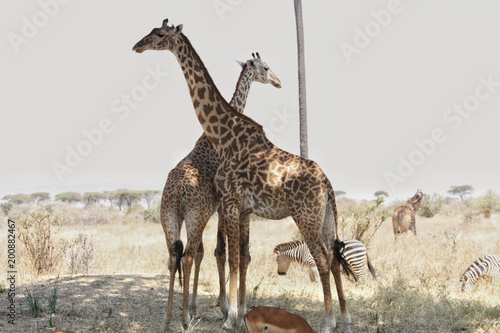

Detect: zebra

[274,239,376,283]
[460,254,500,292]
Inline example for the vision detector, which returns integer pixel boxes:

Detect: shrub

[462,199,481,224]
[338,197,389,246]
[1,202,13,216]
[65,233,97,275]
[419,193,443,218]
[143,199,161,223]
[18,205,68,276]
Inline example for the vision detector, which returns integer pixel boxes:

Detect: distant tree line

[1,190,161,213]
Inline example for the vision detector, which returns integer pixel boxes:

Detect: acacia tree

[294,0,308,158]
[104,191,117,207]
[2,194,32,205]
[448,185,478,223]
[83,192,106,207]
[114,190,142,210]
[448,185,474,201]
[55,192,83,205]
[334,190,346,198]
[374,190,389,200]
[124,191,143,209]
[143,190,161,209]
[30,192,51,202]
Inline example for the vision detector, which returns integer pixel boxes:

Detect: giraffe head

[238,53,282,88]
[132,18,183,53]
[408,189,424,209]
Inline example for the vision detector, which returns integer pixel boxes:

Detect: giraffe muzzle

[132,46,145,53]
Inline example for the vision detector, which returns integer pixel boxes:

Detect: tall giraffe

[133,19,353,333]
[159,53,280,328]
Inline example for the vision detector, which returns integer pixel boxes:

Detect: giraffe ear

[175,24,183,33]
[236,60,245,68]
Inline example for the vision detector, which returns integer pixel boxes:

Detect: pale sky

[1,0,499,201]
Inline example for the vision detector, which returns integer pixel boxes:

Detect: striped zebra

[460,254,500,292]
[274,239,376,282]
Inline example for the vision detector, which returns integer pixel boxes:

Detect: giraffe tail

[326,179,356,280]
[174,239,184,287]
[334,240,356,281]
[325,178,340,241]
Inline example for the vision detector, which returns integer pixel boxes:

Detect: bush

[65,233,98,275]
[419,193,443,218]
[337,197,389,246]
[18,205,68,276]
[462,198,481,224]
[6,204,32,221]
[143,199,160,223]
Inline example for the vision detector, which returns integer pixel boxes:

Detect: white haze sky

[1,0,499,201]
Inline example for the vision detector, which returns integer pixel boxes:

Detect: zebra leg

[309,267,320,283]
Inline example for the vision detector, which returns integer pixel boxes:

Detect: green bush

[419,193,443,218]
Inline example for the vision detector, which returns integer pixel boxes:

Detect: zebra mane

[273,240,306,254]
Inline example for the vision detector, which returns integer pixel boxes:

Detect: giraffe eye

[264,67,269,71]
[157,32,166,38]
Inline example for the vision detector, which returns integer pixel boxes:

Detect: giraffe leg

[160,205,181,332]
[410,217,417,236]
[238,213,251,323]
[181,211,209,328]
[190,241,204,319]
[165,251,177,330]
[181,251,193,328]
[220,202,240,331]
[332,252,352,333]
[291,208,340,333]
[309,243,337,333]
[214,209,229,316]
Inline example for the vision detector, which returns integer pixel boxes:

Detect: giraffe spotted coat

[133,19,352,333]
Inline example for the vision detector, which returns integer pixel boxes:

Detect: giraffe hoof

[222,319,234,331]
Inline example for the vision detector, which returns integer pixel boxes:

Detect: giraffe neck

[172,34,264,157]
[229,64,253,113]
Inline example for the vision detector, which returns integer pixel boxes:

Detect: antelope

[244,306,314,333]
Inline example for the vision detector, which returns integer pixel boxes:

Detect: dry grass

[0,213,499,332]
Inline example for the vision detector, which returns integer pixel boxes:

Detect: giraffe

[158,54,280,329]
[133,19,353,333]
[392,189,423,238]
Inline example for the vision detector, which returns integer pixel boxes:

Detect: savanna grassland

[0,199,499,333]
